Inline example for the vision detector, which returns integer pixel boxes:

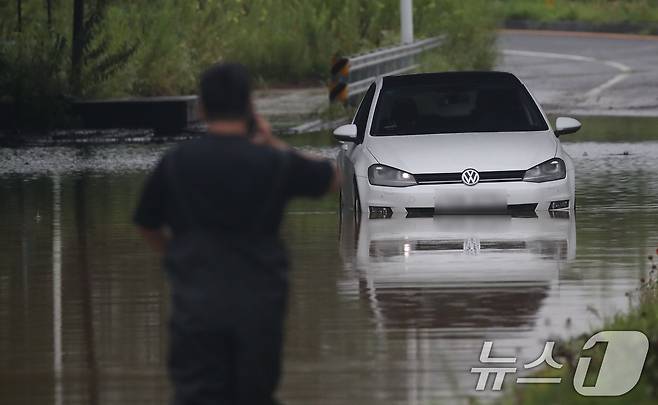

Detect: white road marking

[503,49,596,63]
[604,60,632,72]
[585,72,630,100]
[502,49,632,102]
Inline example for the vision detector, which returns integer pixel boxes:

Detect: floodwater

[0,138,657,405]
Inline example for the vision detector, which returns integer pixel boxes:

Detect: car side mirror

[333,124,358,142]
[555,117,581,137]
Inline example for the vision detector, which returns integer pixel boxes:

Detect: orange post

[329,55,350,104]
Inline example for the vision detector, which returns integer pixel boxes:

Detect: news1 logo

[471,331,649,396]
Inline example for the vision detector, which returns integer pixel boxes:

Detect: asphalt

[266,29,658,125]
[497,29,658,116]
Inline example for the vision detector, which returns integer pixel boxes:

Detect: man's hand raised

[251,115,288,150]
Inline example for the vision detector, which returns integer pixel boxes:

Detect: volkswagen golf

[334,72,579,218]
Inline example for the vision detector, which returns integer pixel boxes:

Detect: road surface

[498,29,658,116]
[259,29,658,131]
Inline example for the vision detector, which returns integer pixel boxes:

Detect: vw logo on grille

[461,169,480,186]
[463,237,481,255]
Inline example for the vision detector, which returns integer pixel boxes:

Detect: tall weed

[0,28,71,128]
[1,0,500,111]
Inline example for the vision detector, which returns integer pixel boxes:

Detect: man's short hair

[199,63,251,121]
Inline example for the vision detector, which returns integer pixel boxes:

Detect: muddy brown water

[1,141,657,404]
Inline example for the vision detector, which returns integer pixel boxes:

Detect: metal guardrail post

[344,36,444,104]
[329,56,350,104]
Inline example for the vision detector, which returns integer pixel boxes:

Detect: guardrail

[346,36,444,102]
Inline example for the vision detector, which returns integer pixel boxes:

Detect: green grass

[548,115,658,142]
[501,0,658,27]
[282,130,336,148]
[0,0,501,129]
[1,0,501,99]
[417,0,499,73]
[502,255,658,405]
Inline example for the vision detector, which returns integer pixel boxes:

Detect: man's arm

[251,114,341,192]
[134,156,168,253]
[251,114,289,151]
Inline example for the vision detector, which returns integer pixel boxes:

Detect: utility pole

[71,0,84,95]
[46,0,52,29]
[17,0,22,32]
[400,0,413,45]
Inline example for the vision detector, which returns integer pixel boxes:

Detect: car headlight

[368,164,417,187]
[523,158,566,183]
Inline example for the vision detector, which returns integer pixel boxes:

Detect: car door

[338,83,376,209]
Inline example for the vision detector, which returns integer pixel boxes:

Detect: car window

[371,74,548,136]
[352,83,376,143]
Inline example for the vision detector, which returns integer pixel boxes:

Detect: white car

[334,72,579,218]
[339,212,575,289]
[336,212,575,333]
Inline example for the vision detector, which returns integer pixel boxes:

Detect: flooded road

[1,139,657,404]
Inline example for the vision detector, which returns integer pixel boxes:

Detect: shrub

[416,0,500,72]
[0,0,501,129]
[0,28,71,129]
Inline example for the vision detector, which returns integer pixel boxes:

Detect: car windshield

[371,73,549,136]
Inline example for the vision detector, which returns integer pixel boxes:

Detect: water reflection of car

[338,213,575,331]
[334,72,580,218]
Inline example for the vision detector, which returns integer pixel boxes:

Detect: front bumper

[358,176,573,215]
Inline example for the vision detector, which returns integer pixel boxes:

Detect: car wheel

[353,177,362,213]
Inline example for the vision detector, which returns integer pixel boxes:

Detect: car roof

[381,71,523,87]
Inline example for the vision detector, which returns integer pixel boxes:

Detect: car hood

[366,132,557,173]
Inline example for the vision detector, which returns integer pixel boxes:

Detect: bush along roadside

[501,0,658,35]
[417,0,499,73]
[503,252,658,405]
[0,0,500,131]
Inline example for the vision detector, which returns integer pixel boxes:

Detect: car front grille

[369,238,567,259]
[414,170,526,185]
[405,204,538,218]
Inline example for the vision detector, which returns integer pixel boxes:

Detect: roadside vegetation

[502,0,658,30]
[502,253,658,405]
[0,0,499,129]
[547,115,658,142]
[418,0,499,73]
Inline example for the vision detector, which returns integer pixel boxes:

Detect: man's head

[199,63,252,122]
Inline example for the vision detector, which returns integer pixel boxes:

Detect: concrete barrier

[72,95,198,133]
[0,103,16,129]
[2,38,442,135]
[504,20,658,36]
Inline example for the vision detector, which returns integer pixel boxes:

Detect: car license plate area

[434,189,507,214]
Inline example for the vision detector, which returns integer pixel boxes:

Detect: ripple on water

[0,140,657,404]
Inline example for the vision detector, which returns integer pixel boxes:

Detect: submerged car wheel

[353,177,362,213]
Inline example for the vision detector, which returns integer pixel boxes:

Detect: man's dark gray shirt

[133,135,333,326]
